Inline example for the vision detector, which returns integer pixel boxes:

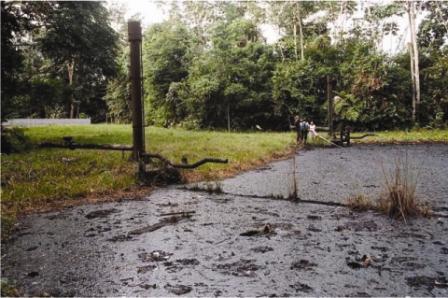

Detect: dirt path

[2,145,448,296]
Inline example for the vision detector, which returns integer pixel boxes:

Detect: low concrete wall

[3,118,91,127]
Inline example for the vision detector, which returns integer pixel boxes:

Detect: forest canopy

[2,1,447,130]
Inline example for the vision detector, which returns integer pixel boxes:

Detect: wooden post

[128,21,145,160]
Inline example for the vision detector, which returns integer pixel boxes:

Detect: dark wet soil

[217,144,448,210]
[2,144,448,296]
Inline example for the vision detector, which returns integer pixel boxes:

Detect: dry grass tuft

[346,194,375,212]
[378,157,430,222]
[346,157,431,222]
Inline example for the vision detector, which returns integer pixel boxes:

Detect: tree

[143,20,196,126]
[268,2,319,61]
[104,45,131,123]
[417,1,448,126]
[1,1,52,119]
[39,1,118,118]
[184,14,279,131]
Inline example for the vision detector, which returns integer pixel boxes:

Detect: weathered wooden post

[128,21,145,160]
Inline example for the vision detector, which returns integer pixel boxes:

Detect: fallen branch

[351,133,376,140]
[128,215,192,236]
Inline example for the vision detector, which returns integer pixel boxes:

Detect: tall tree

[143,20,196,126]
[1,1,52,119]
[40,1,118,118]
[407,1,420,124]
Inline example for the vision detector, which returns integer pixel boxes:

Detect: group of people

[293,116,317,145]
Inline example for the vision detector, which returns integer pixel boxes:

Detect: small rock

[27,271,39,278]
[347,261,362,269]
[139,284,157,290]
[307,215,322,220]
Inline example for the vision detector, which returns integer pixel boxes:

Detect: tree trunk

[226,104,231,132]
[297,4,304,61]
[411,2,420,121]
[67,59,75,118]
[408,42,416,123]
[278,43,285,62]
[327,75,334,138]
[408,1,420,124]
[293,16,298,60]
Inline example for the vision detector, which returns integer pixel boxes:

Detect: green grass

[303,128,448,146]
[352,128,448,143]
[1,124,295,236]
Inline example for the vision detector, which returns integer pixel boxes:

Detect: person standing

[301,119,310,144]
[293,115,302,144]
[309,121,318,139]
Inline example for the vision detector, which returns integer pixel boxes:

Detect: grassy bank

[352,129,448,144]
[1,125,295,235]
[306,128,448,146]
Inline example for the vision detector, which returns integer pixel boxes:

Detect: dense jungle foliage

[2,1,447,130]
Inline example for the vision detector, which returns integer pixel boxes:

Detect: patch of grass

[304,135,333,147]
[346,194,375,212]
[1,124,295,237]
[346,158,431,221]
[377,159,431,222]
[352,128,448,144]
[0,279,19,297]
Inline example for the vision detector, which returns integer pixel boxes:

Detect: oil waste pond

[2,145,448,296]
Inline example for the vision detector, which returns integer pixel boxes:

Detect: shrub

[1,127,33,154]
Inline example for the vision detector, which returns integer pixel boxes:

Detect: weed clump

[346,158,431,222]
[204,182,223,194]
[378,158,431,222]
[346,194,375,212]
[1,127,33,154]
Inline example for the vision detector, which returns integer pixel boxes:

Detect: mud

[2,144,448,296]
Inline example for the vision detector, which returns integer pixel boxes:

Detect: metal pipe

[40,142,133,151]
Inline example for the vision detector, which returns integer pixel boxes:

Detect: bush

[1,127,33,154]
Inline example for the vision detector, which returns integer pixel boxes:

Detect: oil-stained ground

[2,144,448,296]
